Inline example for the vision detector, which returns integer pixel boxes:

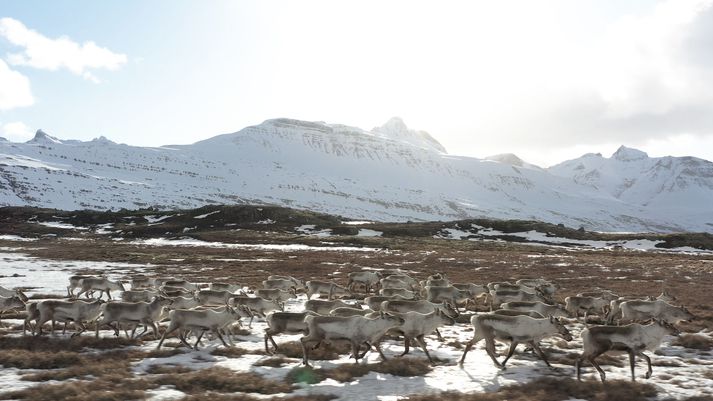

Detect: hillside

[1,118,712,232]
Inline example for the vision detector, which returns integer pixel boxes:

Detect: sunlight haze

[2,0,713,166]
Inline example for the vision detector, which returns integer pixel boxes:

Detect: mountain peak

[90,135,116,145]
[485,153,542,170]
[372,117,447,153]
[28,129,62,145]
[612,146,648,161]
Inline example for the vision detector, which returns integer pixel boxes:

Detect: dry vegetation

[287,357,432,384]
[1,204,713,400]
[405,377,658,401]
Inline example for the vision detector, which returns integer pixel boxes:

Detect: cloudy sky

[2,0,713,167]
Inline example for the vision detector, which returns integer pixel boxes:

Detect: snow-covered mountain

[548,146,713,232]
[1,118,711,232]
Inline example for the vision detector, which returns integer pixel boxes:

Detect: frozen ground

[0,241,712,400]
[437,225,713,254]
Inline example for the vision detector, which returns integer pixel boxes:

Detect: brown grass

[287,357,432,384]
[672,334,713,351]
[210,346,252,357]
[0,335,139,352]
[255,356,293,367]
[405,377,657,401]
[153,367,294,394]
[179,395,337,401]
[145,364,193,374]
[0,377,154,401]
[0,349,80,369]
[276,340,352,360]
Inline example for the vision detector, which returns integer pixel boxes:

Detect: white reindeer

[305,280,350,300]
[263,311,317,354]
[95,297,172,338]
[459,314,572,369]
[36,299,105,336]
[156,307,244,349]
[300,312,405,366]
[576,320,679,382]
[620,300,693,324]
[564,296,610,323]
[347,271,382,294]
[76,277,125,300]
[500,301,569,318]
[370,309,455,364]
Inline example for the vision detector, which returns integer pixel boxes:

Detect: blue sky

[2,0,713,166]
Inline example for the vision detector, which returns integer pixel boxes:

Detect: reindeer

[489,288,551,311]
[305,280,350,300]
[329,307,372,317]
[0,286,28,302]
[379,288,418,299]
[0,296,25,322]
[516,278,558,296]
[196,289,238,306]
[452,283,488,304]
[576,320,680,382]
[95,297,172,338]
[36,299,104,336]
[364,295,408,311]
[254,288,297,310]
[156,307,244,349]
[76,277,125,300]
[380,299,458,342]
[67,275,93,297]
[492,309,545,318]
[121,289,159,302]
[300,312,405,366]
[305,299,360,315]
[424,285,472,311]
[577,289,619,301]
[500,301,569,318]
[459,314,572,369]
[168,295,201,310]
[209,282,244,294]
[565,296,610,324]
[347,271,382,294]
[267,275,304,290]
[369,309,455,364]
[231,296,281,327]
[263,311,317,354]
[619,300,693,324]
[162,280,200,292]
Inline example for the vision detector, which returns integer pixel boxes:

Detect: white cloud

[0,59,33,110]
[1,121,34,142]
[0,17,127,80]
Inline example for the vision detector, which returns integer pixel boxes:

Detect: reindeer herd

[0,269,695,383]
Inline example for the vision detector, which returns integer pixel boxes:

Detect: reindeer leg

[531,341,552,368]
[435,328,444,342]
[264,332,272,354]
[370,341,388,361]
[400,337,411,357]
[484,338,504,369]
[501,341,518,368]
[157,325,178,349]
[351,341,360,363]
[575,354,585,380]
[215,329,230,348]
[637,351,652,379]
[459,337,479,365]
[627,348,636,381]
[300,337,312,366]
[416,335,434,364]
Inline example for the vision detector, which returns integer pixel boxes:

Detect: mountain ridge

[1,118,712,233]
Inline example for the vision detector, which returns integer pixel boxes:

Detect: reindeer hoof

[645,372,652,379]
